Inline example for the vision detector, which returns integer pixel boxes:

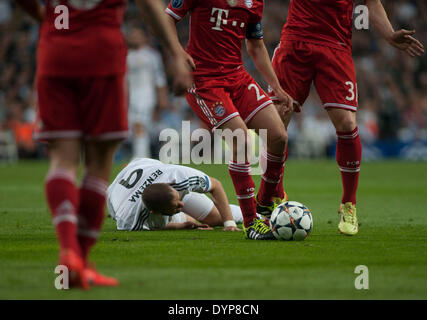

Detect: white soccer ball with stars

[270,201,313,241]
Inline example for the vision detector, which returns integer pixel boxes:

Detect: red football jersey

[37,0,127,77]
[282,0,354,52]
[166,0,264,77]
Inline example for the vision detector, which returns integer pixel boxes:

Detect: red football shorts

[34,74,128,141]
[186,70,273,130]
[269,41,358,112]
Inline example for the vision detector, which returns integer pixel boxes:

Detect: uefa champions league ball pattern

[270,201,313,241]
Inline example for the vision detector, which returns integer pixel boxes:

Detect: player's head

[127,27,148,49]
[142,183,184,216]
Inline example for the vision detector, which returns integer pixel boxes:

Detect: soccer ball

[270,201,313,241]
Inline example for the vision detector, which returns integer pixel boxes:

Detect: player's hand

[184,221,213,230]
[388,29,424,57]
[171,53,193,96]
[196,224,214,231]
[274,87,294,117]
[274,102,292,123]
[222,226,242,232]
[183,51,196,71]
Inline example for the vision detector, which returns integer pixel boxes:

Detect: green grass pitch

[0,160,426,299]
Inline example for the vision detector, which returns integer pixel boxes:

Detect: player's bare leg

[273,102,294,203]
[78,139,122,286]
[248,104,288,217]
[220,116,255,224]
[327,108,360,235]
[132,122,151,158]
[197,205,250,231]
[197,206,223,227]
[46,138,88,289]
[219,116,274,240]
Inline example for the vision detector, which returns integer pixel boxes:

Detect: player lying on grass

[107,158,243,232]
[111,190,248,231]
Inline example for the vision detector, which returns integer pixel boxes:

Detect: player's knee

[336,117,357,133]
[268,129,288,153]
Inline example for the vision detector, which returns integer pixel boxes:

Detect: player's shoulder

[242,0,264,21]
[165,163,206,180]
[252,0,264,9]
[252,0,264,14]
[129,157,163,168]
[114,158,161,179]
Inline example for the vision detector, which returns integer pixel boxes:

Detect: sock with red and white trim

[336,127,362,205]
[257,150,286,206]
[45,168,81,255]
[77,175,109,263]
[228,161,258,228]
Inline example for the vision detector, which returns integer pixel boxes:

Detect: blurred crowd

[0,0,425,161]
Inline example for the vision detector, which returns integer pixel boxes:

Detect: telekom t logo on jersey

[210,5,369,32]
[210,8,245,31]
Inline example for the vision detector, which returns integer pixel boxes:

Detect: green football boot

[243,218,276,240]
[256,191,288,219]
[338,202,358,236]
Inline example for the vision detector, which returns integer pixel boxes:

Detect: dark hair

[142,183,176,212]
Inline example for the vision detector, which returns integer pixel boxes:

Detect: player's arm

[207,178,240,231]
[364,0,424,57]
[245,37,293,112]
[165,14,196,71]
[135,0,183,59]
[15,0,45,23]
[134,0,193,94]
[164,215,212,230]
[155,86,168,116]
[154,54,169,118]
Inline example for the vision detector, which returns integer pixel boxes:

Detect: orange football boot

[58,249,89,290]
[84,264,119,287]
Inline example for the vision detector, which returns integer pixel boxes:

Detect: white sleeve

[169,165,212,194]
[170,212,187,224]
[143,214,169,230]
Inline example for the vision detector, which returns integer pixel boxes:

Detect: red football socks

[45,168,81,256]
[228,161,257,227]
[336,127,362,205]
[257,151,286,205]
[274,145,288,200]
[77,175,108,262]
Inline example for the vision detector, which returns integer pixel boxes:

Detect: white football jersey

[107,158,211,231]
[127,46,166,111]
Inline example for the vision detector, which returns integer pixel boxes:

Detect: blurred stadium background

[0,0,426,163]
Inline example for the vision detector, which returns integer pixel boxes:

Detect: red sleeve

[248,0,264,24]
[165,0,198,21]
